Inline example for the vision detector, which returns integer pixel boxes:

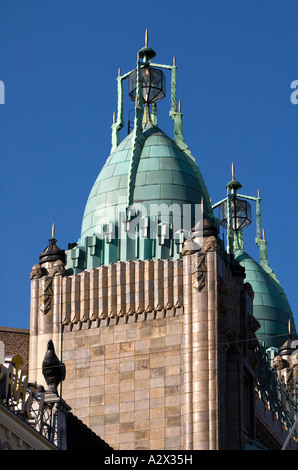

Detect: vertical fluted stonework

[126,261,135,315]
[71,274,80,323]
[154,260,164,310]
[163,260,173,309]
[191,251,209,449]
[182,254,193,449]
[135,260,144,313]
[144,260,154,312]
[182,250,219,450]
[62,276,71,324]
[59,259,184,325]
[89,268,99,320]
[206,251,219,450]
[108,263,117,317]
[98,265,108,318]
[116,262,126,316]
[80,270,90,321]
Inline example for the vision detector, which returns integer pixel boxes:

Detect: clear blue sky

[0,0,297,330]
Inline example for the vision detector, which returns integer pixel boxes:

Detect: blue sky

[0,0,297,330]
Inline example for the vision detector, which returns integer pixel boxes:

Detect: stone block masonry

[62,310,184,450]
[29,243,258,450]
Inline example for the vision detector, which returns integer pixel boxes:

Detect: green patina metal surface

[80,123,210,237]
[65,39,214,273]
[65,122,213,272]
[235,249,296,349]
[213,167,296,347]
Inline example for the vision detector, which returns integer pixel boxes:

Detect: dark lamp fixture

[128,66,166,105]
[218,197,252,232]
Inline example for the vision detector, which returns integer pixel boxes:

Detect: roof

[80,123,211,243]
[64,122,214,272]
[63,40,216,273]
[235,249,296,349]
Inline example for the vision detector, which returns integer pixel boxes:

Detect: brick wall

[0,327,30,376]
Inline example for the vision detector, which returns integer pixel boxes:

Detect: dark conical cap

[279,320,296,356]
[39,223,65,266]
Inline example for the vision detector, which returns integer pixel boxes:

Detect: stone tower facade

[28,35,261,450]
[29,223,260,450]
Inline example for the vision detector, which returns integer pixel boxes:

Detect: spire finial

[52,223,55,240]
[262,228,266,240]
[232,162,235,181]
[118,67,121,77]
[258,188,260,198]
[138,29,156,60]
[178,100,181,113]
[113,111,116,124]
[173,56,176,66]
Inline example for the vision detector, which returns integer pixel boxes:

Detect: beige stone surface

[29,246,260,450]
[62,312,183,450]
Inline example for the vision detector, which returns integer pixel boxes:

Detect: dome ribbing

[80,124,212,244]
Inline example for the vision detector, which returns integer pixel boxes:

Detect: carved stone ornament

[30,264,46,280]
[202,235,219,252]
[273,355,289,370]
[50,259,66,277]
[182,237,201,255]
[192,253,207,291]
[39,278,53,314]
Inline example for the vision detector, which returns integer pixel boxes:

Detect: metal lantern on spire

[217,163,252,232]
[213,163,254,253]
[128,67,166,105]
[218,194,252,232]
[128,29,166,106]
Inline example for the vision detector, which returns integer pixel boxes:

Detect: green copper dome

[213,164,296,351]
[235,249,296,349]
[64,122,213,273]
[64,40,215,273]
[80,123,212,243]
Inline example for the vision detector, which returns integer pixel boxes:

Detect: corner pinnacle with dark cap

[39,223,65,266]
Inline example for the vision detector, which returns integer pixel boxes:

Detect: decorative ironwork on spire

[212,164,258,255]
[110,30,183,152]
[110,31,187,209]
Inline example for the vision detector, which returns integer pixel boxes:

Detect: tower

[29,33,262,450]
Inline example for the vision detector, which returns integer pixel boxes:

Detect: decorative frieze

[62,306,184,332]
[55,258,184,326]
